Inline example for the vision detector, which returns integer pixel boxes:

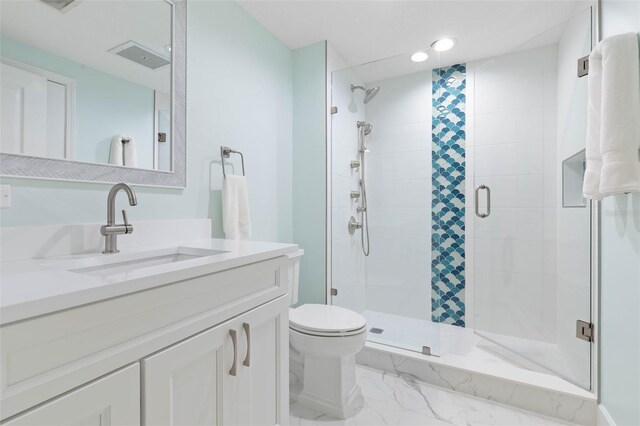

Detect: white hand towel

[109,136,124,166]
[109,135,139,167]
[583,32,640,200]
[123,137,139,168]
[222,175,252,239]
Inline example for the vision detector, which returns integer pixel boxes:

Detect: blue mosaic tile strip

[431,64,466,327]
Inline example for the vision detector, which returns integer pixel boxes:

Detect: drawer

[3,364,140,426]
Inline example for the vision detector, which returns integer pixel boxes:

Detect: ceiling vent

[39,0,81,13]
[109,41,170,71]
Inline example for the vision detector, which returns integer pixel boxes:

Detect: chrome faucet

[100,183,137,254]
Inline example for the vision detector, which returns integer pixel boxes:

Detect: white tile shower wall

[467,45,560,351]
[363,71,432,320]
[330,67,366,313]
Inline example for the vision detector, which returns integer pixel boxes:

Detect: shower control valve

[348,216,362,235]
[350,160,361,169]
[350,191,361,200]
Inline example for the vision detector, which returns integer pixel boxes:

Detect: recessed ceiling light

[431,38,457,52]
[411,51,429,62]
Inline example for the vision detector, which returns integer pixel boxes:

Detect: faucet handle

[122,209,133,234]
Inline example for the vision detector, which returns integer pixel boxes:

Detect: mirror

[0,0,186,187]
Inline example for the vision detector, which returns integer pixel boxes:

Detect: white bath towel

[583,32,640,200]
[109,135,139,167]
[222,175,252,239]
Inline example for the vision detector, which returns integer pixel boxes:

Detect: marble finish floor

[290,366,577,426]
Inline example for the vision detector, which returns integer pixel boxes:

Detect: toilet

[287,250,367,419]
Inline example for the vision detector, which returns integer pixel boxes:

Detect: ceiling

[238,0,591,79]
[1,0,171,91]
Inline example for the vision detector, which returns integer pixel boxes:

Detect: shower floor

[362,310,575,379]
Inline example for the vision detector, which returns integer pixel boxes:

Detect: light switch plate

[1,185,11,208]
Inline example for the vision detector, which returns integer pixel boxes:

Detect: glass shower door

[470,8,593,389]
[329,63,440,356]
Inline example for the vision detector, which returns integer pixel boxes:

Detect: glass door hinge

[331,288,338,296]
[576,320,594,342]
[577,55,589,78]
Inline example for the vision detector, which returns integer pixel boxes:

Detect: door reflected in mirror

[0,0,172,171]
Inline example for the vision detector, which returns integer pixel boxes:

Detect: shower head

[351,84,380,104]
[364,86,380,103]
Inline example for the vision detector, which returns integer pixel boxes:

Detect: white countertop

[0,238,298,325]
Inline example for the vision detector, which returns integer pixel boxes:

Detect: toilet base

[293,351,365,419]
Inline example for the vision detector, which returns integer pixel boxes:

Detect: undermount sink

[57,246,228,279]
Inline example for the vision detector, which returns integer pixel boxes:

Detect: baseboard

[597,405,616,426]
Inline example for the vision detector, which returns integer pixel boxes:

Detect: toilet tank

[286,249,304,306]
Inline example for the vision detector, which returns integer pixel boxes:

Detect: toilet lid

[289,304,367,336]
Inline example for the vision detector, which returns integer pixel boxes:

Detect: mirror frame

[0,0,186,188]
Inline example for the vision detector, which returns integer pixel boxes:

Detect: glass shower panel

[470,8,593,389]
[330,57,440,356]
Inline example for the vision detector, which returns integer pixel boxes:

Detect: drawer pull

[229,329,238,376]
[243,322,251,367]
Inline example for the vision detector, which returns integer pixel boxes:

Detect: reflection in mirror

[0,0,172,171]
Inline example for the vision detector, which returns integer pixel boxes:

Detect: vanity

[0,235,298,425]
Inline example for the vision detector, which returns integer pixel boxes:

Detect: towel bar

[221,146,245,178]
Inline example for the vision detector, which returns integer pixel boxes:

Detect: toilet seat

[289,304,367,337]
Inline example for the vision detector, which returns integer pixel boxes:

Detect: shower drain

[369,327,384,334]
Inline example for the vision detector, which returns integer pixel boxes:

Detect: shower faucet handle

[348,216,362,235]
[350,191,361,200]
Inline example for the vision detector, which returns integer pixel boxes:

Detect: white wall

[599,1,640,424]
[363,71,431,319]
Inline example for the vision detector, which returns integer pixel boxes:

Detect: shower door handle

[475,185,491,218]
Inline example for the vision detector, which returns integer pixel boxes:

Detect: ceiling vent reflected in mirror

[109,41,171,70]
[39,0,81,13]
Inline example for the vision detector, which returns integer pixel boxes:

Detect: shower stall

[329,7,595,390]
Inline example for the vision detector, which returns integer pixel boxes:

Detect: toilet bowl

[287,251,367,419]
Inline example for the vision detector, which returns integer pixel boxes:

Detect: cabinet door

[5,364,139,426]
[142,320,237,426]
[236,296,289,426]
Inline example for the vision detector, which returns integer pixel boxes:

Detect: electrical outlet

[1,185,11,208]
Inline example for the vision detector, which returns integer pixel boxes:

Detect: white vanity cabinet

[4,364,140,426]
[0,253,293,426]
[142,296,288,426]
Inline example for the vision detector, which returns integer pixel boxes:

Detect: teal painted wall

[599,2,640,425]
[0,1,293,244]
[1,36,155,169]
[292,41,327,304]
